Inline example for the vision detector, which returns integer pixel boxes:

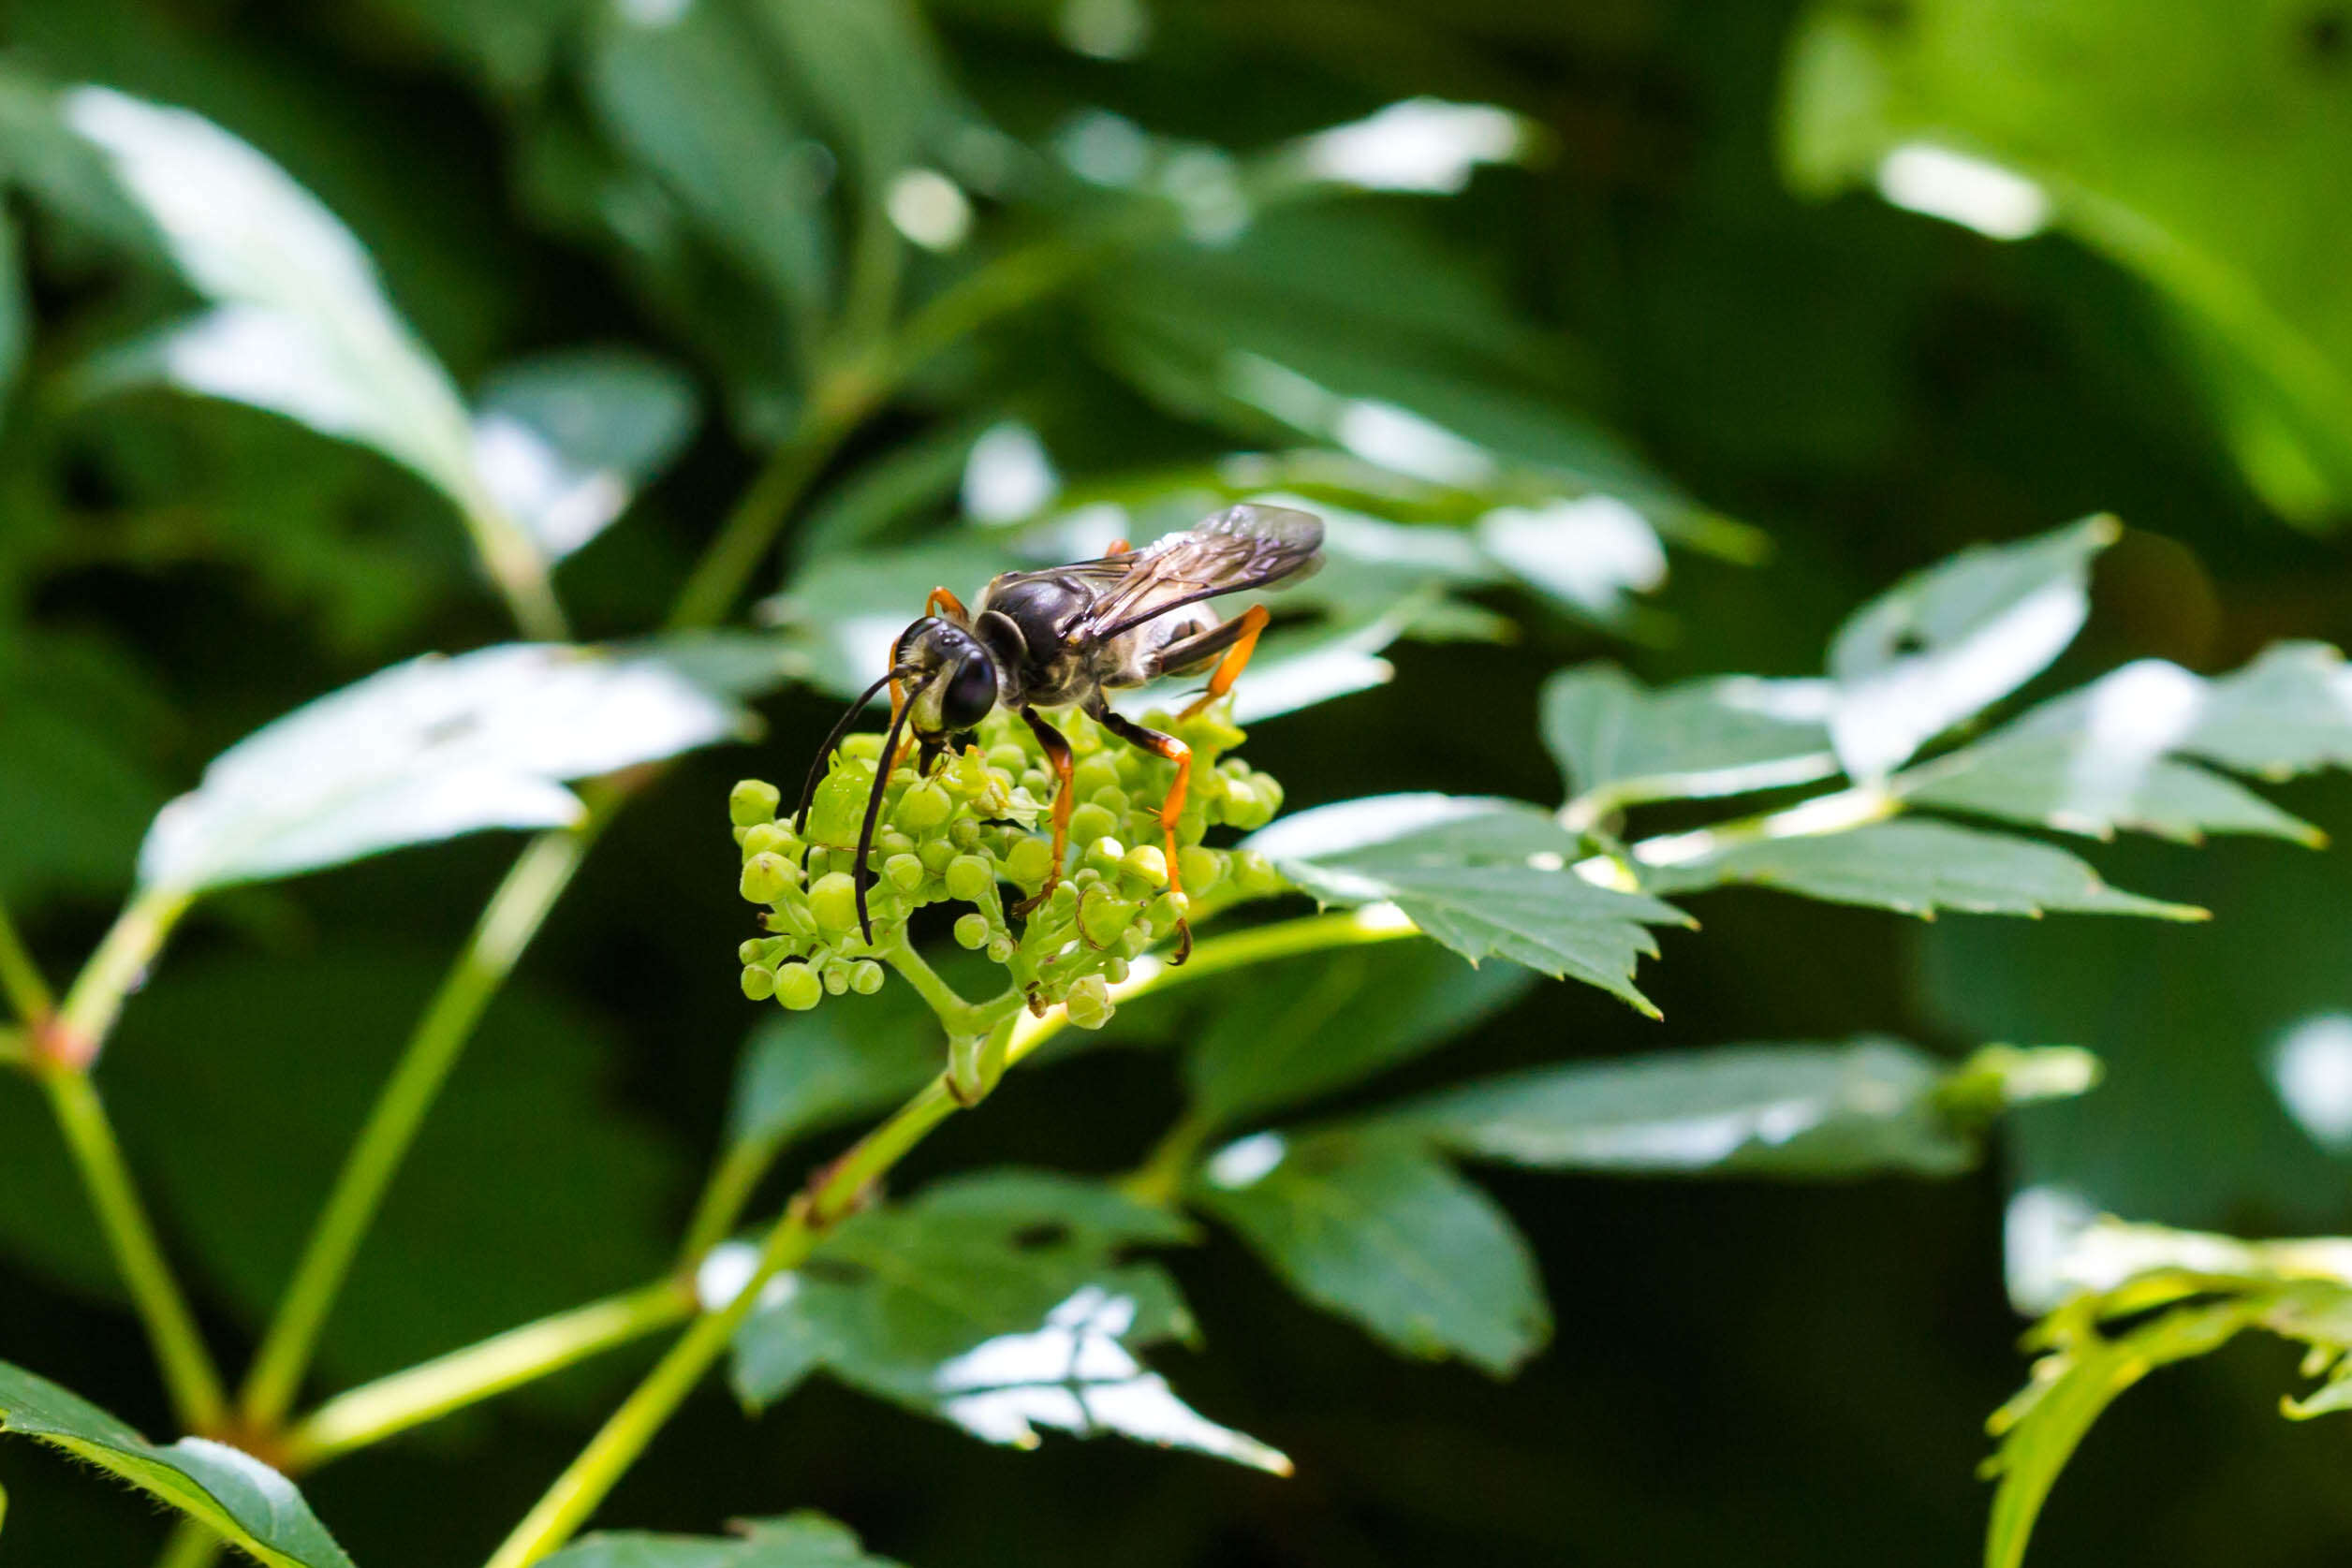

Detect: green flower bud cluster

[726,703,1289,1024]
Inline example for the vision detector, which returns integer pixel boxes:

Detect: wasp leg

[1105,537,1131,554]
[1173,603,1268,720]
[1088,702,1194,964]
[1010,706,1075,917]
[926,585,969,621]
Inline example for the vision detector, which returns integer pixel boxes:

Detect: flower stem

[240,825,598,1432]
[286,1278,697,1471]
[40,1064,228,1433]
[666,396,867,634]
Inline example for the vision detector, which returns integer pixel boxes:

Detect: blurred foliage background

[7,0,2352,1562]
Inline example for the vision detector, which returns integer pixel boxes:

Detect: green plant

[7,6,2352,1567]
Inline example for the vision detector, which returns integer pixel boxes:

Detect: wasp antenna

[853,668,933,945]
[793,668,903,839]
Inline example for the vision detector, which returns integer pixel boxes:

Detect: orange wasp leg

[1178,603,1268,720]
[1090,705,1195,964]
[1010,707,1076,917]
[926,585,969,621]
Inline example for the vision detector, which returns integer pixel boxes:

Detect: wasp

[796,503,1325,963]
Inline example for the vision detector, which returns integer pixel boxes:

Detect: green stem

[1119,1107,1219,1209]
[286,1279,697,1472]
[41,1065,228,1433]
[674,1134,784,1269]
[239,826,597,1431]
[0,1026,26,1070]
[470,508,572,645]
[47,887,191,1071]
[666,398,867,634]
[485,904,1418,1562]
[0,893,53,1027]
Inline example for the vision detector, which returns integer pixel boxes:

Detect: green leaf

[1982,1301,2260,1568]
[103,954,685,1385]
[728,1171,1287,1473]
[473,347,700,562]
[0,1360,356,1568]
[1243,794,1690,1013]
[1541,663,1839,817]
[743,0,949,183]
[1380,1037,2016,1179]
[1782,0,2352,520]
[51,85,533,579]
[544,1511,902,1568]
[1641,819,2203,920]
[1184,940,1535,1128]
[0,632,170,903]
[727,982,942,1156]
[1191,1132,1550,1376]
[2177,641,2352,780]
[136,642,749,893]
[0,204,22,403]
[1825,518,2117,780]
[585,0,831,334]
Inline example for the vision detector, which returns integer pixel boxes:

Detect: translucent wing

[1067,504,1324,644]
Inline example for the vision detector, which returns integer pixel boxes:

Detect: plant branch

[666,396,869,634]
[46,887,191,1072]
[239,822,601,1432]
[0,893,54,1027]
[483,901,1419,1563]
[285,1278,697,1472]
[40,1064,228,1433]
[1119,1106,1219,1209]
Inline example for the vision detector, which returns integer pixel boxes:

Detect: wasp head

[893,616,1000,744]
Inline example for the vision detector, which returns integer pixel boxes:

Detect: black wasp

[796,503,1325,963]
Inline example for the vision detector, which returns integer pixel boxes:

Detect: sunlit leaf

[585,0,831,335]
[1244,794,1690,1013]
[0,1360,356,1568]
[544,1511,904,1568]
[52,85,535,580]
[1640,818,2201,920]
[1825,517,2117,780]
[473,347,699,561]
[136,642,750,893]
[1542,663,1839,818]
[1382,1037,2013,1179]
[1982,1301,2260,1568]
[2178,641,2352,780]
[729,1172,1286,1473]
[1184,940,1534,1128]
[1782,0,2352,520]
[1192,1132,1549,1376]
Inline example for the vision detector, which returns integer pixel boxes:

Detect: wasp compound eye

[939,653,997,732]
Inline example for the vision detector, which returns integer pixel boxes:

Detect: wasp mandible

[795,503,1326,963]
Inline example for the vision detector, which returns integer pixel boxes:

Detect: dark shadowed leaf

[728,1171,1286,1472]
[1184,940,1535,1128]
[136,643,749,892]
[1191,1132,1549,1376]
[1244,794,1690,1013]
[1641,819,2201,919]
[473,347,700,561]
[1541,663,1839,817]
[0,1360,355,1568]
[106,955,684,1385]
[0,633,170,902]
[745,0,950,183]
[1825,518,2116,780]
[727,982,941,1156]
[544,1511,903,1568]
[1377,1037,2091,1178]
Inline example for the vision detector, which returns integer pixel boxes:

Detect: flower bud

[885,853,926,892]
[1178,846,1224,897]
[1088,784,1129,817]
[840,734,884,762]
[1232,849,1282,896]
[729,779,782,827]
[1119,844,1169,890]
[1003,837,1055,888]
[945,854,994,903]
[949,819,981,850]
[1072,757,1121,799]
[919,837,959,873]
[1083,837,1127,876]
[894,781,951,833]
[740,853,793,905]
[1080,894,1138,949]
[1066,802,1118,847]
[808,872,862,935]
[822,960,852,996]
[850,960,886,995]
[986,934,1015,964]
[741,822,795,861]
[1066,975,1114,1030]
[775,964,823,1011]
[954,913,991,950]
[738,939,767,965]
[740,964,777,1001]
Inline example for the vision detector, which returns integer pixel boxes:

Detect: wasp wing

[1070,504,1324,644]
